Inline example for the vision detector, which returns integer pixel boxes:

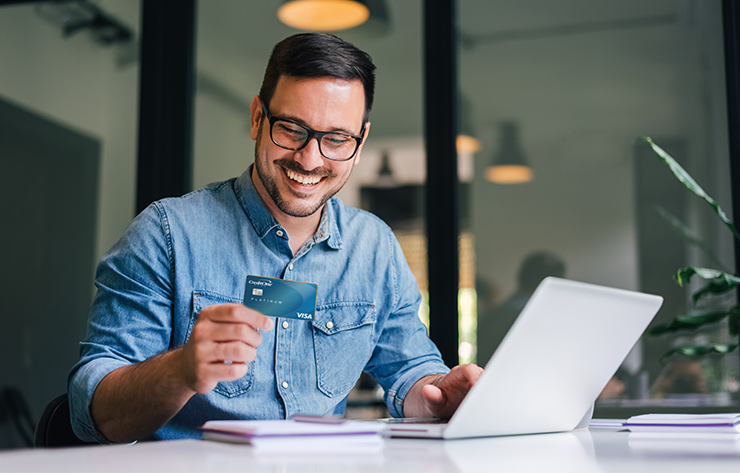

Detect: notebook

[385,277,663,439]
[624,413,740,433]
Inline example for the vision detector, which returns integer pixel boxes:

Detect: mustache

[274,158,335,178]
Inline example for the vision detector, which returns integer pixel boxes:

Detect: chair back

[34,393,94,448]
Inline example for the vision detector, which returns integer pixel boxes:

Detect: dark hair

[259,33,376,123]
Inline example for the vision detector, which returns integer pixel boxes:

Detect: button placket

[275,316,290,409]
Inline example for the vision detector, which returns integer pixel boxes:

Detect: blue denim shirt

[68,167,449,442]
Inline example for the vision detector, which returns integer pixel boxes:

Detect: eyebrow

[272,111,362,137]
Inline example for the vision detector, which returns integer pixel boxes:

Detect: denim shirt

[68,167,449,442]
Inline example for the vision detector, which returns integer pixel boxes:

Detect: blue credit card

[243,275,318,321]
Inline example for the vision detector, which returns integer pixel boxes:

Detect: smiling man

[69,33,482,444]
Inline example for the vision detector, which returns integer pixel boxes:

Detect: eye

[275,121,307,139]
[323,134,353,149]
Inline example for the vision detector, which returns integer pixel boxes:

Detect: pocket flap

[312,301,376,335]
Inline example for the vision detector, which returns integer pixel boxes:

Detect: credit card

[243,275,318,321]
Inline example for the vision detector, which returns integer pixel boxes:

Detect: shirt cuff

[68,357,128,444]
[385,362,450,418]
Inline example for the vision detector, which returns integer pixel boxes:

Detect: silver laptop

[385,277,663,439]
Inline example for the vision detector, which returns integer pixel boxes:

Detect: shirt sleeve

[363,231,450,418]
[67,203,174,443]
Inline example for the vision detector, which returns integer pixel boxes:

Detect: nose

[294,136,325,171]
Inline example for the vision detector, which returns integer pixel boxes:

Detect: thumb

[422,383,445,406]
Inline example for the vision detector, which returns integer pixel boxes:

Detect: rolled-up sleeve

[67,203,174,442]
[364,232,450,418]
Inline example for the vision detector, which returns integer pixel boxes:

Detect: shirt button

[282,321,289,329]
[276,230,284,237]
[326,321,334,329]
[282,381,289,389]
[288,263,294,270]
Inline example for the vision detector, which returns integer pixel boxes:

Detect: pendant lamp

[278,0,370,31]
[486,122,533,184]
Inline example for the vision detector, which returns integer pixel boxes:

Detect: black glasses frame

[261,102,366,162]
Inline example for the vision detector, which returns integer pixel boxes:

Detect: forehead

[270,75,365,131]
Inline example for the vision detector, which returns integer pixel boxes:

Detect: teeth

[286,169,321,185]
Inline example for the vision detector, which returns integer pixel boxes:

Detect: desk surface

[2,429,740,473]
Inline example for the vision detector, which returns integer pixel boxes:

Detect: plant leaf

[647,307,739,336]
[673,267,740,303]
[637,136,740,242]
[659,343,739,366]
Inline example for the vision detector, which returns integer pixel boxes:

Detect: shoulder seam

[152,202,175,280]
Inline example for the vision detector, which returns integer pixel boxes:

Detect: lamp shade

[486,121,533,184]
[278,0,370,31]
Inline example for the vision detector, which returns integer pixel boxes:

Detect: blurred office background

[1,0,738,448]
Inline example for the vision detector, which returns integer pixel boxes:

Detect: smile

[285,168,323,186]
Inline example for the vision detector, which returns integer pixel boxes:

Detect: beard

[254,127,351,218]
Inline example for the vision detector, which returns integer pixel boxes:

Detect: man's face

[250,75,368,219]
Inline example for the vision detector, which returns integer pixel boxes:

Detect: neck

[251,167,322,255]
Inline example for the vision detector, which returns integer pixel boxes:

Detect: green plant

[637,136,739,364]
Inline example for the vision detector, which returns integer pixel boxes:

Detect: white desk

[1,429,739,473]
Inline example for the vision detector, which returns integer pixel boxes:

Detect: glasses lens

[320,133,357,161]
[272,120,309,149]
[271,119,358,161]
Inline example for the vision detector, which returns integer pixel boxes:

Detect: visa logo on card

[243,275,317,321]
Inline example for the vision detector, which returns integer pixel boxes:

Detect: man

[476,252,566,365]
[69,33,481,444]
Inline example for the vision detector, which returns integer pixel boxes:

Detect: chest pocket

[312,302,377,398]
[190,291,255,397]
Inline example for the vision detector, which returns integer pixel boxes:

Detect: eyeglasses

[261,102,365,162]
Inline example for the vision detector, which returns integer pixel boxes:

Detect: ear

[250,95,263,140]
[353,122,371,166]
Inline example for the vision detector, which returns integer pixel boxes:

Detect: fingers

[457,363,484,386]
[204,303,274,331]
[196,339,258,365]
[425,364,485,419]
[192,356,250,386]
[179,303,274,393]
[192,304,273,345]
[421,384,444,405]
[203,321,264,348]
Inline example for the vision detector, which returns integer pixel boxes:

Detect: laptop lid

[389,277,662,439]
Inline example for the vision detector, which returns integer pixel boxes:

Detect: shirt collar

[234,165,342,250]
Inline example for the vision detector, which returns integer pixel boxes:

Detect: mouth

[284,168,324,186]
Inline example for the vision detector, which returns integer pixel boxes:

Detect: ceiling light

[278,0,370,31]
[457,93,480,153]
[486,122,533,184]
[457,135,481,153]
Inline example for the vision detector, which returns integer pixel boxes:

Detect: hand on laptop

[405,364,484,419]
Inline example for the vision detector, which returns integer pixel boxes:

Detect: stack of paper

[624,413,740,433]
[200,419,385,452]
[628,432,740,455]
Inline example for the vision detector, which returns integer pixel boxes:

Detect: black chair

[34,393,95,448]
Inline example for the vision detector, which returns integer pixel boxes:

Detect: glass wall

[461,0,738,412]
[0,0,141,448]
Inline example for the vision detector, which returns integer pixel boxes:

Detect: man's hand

[404,364,484,419]
[91,303,273,443]
[177,303,274,394]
